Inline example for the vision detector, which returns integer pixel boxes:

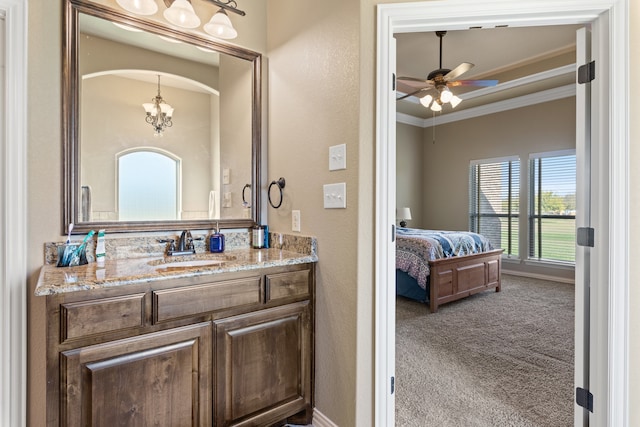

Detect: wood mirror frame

[63,0,262,234]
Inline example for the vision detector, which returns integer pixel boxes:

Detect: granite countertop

[35,248,317,296]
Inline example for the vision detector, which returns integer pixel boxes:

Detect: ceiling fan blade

[449,79,499,87]
[444,62,474,81]
[397,76,430,83]
[396,88,428,101]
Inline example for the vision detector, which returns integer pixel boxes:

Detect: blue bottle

[209,223,225,253]
[263,225,269,249]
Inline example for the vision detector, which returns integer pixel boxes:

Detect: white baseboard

[312,408,338,427]
[502,269,575,285]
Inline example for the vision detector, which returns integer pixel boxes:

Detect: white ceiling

[395,24,583,123]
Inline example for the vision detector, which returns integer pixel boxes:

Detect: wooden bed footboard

[428,249,503,313]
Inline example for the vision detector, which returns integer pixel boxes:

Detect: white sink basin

[154,259,225,269]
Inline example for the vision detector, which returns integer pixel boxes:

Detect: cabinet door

[60,322,212,427]
[214,301,312,426]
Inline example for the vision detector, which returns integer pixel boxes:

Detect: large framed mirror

[63,0,262,234]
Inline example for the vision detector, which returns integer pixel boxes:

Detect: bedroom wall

[397,122,425,228]
[413,96,576,280]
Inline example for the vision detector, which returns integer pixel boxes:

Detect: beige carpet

[395,274,574,427]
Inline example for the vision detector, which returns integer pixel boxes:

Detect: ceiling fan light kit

[116,0,246,40]
[397,31,499,112]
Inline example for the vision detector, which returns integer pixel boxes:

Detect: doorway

[374,1,629,426]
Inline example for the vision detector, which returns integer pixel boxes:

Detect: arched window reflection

[117,149,181,221]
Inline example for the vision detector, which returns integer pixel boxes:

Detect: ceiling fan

[397,31,499,111]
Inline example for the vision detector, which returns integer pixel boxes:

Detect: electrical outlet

[292,210,301,232]
[223,192,232,208]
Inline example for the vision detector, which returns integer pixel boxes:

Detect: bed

[396,228,503,313]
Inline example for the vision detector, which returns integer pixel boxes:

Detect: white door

[375,30,397,426]
[574,25,592,426]
[576,12,615,426]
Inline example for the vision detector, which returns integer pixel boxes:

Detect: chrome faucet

[177,230,193,252]
[162,230,196,256]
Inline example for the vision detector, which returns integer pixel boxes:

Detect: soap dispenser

[209,223,225,253]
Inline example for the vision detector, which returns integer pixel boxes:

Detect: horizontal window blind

[469,158,519,257]
[529,152,576,263]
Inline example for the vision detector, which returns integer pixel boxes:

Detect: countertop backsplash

[44,230,316,265]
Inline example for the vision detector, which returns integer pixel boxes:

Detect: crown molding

[397,83,575,128]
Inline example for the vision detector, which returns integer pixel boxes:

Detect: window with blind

[469,157,520,257]
[528,150,576,263]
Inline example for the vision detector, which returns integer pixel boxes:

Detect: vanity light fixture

[142,75,174,136]
[164,0,245,39]
[118,0,245,40]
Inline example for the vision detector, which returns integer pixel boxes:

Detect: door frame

[0,0,28,426]
[375,1,629,426]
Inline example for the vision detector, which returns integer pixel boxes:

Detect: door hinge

[577,227,595,247]
[578,61,595,84]
[392,73,396,91]
[576,387,593,412]
[391,376,395,394]
[391,224,396,242]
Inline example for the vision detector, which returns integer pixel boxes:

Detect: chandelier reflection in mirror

[143,75,174,137]
[115,0,245,40]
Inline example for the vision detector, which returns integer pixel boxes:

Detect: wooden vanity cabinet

[45,263,315,427]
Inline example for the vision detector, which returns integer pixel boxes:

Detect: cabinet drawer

[61,294,146,342]
[266,269,310,303]
[153,277,262,323]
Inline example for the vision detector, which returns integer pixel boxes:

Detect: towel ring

[268,177,286,209]
[242,184,251,207]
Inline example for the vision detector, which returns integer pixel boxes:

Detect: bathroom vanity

[36,247,316,426]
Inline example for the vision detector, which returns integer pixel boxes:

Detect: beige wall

[397,122,425,228]
[419,98,575,232]
[266,1,361,424]
[25,1,640,427]
[82,75,215,219]
[404,98,576,281]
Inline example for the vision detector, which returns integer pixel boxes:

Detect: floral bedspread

[395,228,494,289]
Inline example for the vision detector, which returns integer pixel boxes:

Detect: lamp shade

[397,207,412,220]
[163,0,201,29]
[116,0,158,15]
[142,102,157,116]
[419,94,433,108]
[204,9,238,39]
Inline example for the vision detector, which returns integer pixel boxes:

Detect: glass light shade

[159,103,173,114]
[419,94,433,108]
[431,101,442,112]
[450,95,462,108]
[204,9,238,39]
[163,0,201,29]
[143,102,158,116]
[116,0,158,15]
[440,87,453,103]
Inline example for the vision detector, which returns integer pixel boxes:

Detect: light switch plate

[323,183,347,209]
[223,168,231,184]
[329,144,346,171]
